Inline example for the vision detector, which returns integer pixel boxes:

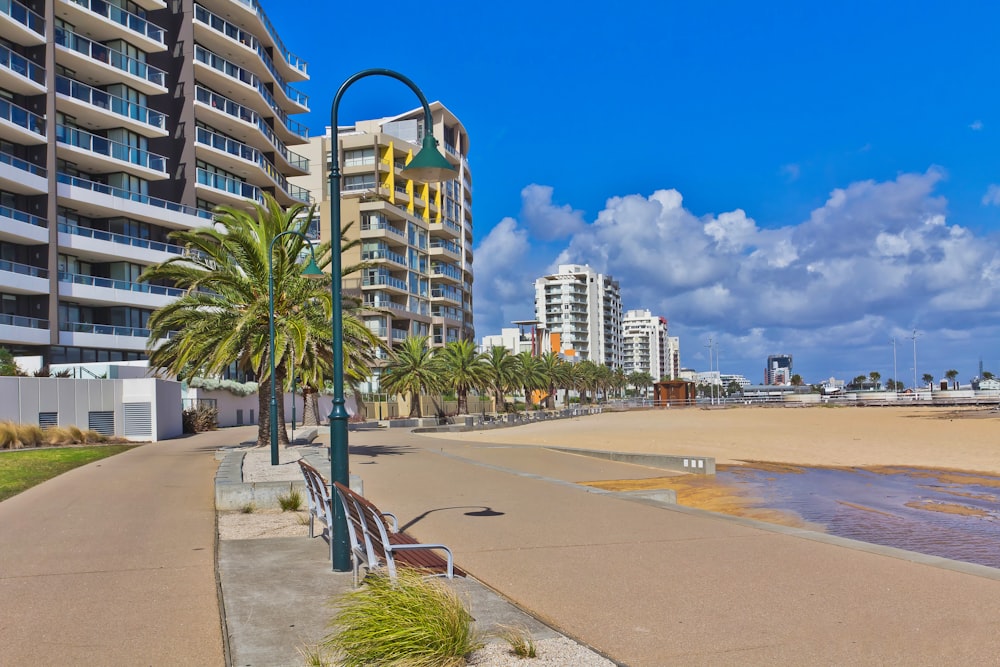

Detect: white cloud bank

[473,171,1000,381]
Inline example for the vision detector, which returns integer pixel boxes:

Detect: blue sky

[267,0,1000,385]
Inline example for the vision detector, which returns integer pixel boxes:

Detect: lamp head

[400,134,458,183]
[301,256,325,279]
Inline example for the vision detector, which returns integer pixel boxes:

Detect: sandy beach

[432,405,1000,474]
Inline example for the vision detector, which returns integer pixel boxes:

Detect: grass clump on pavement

[323,569,482,666]
[0,445,137,501]
[277,488,303,511]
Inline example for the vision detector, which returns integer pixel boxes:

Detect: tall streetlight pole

[328,69,456,571]
[268,230,323,466]
[910,329,920,392]
[891,336,897,394]
[705,337,714,405]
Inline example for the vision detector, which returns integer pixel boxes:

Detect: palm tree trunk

[409,392,420,418]
[457,387,468,415]
[301,386,321,426]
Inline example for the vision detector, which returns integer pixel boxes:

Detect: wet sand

[436,405,1000,474]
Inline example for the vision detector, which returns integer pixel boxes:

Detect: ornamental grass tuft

[322,569,482,667]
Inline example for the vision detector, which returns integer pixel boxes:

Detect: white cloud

[780,163,801,182]
[982,184,1000,206]
[970,120,984,131]
[519,184,586,241]
[473,171,1000,381]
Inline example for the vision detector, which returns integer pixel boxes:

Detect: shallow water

[720,465,1000,569]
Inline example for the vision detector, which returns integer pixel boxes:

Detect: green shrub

[241,502,256,514]
[182,406,218,433]
[277,489,303,512]
[323,569,482,667]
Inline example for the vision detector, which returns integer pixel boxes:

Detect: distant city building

[480,327,533,355]
[721,373,751,388]
[534,264,622,367]
[765,354,794,385]
[695,371,721,386]
[622,309,678,380]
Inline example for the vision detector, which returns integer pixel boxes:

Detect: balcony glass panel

[54,27,165,86]
[231,0,307,75]
[58,271,183,297]
[0,42,44,85]
[0,259,46,278]
[195,85,257,124]
[61,321,149,337]
[57,172,213,219]
[0,96,43,135]
[196,167,262,202]
[71,0,164,44]
[0,313,47,328]
[57,125,167,172]
[58,220,184,255]
[56,76,166,130]
[0,0,44,35]
[1,203,46,227]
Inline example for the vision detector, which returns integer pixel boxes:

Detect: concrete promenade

[0,429,232,666]
[3,422,1000,665]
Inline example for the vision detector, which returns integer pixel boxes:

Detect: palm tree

[142,194,376,448]
[538,351,570,409]
[574,360,601,404]
[790,373,804,387]
[983,371,995,380]
[922,373,934,388]
[380,336,442,418]
[483,346,518,411]
[945,369,959,389]
[869,371,881,389]
[437,340,489,414]
[611,367,628,399]
[514,352,547,407]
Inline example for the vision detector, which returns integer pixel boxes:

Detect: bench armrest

[388,543,455,578]
[380,511,398,531]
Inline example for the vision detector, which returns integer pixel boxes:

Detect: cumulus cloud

[780,163,801,182]
[970,120,984,131]
[473,171,1000,381]
[470,217,534,327]
[519,184,586,241]
[982,184,1000,206]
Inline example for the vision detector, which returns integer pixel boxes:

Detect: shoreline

[429,405,1000,474]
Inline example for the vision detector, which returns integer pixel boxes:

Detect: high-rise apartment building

[290,104,473,389]
[0,0,310,367]
[534,264,621,367]
[765,354,793,385]
[622,309,679,380]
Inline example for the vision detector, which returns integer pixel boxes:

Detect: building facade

[0,0,310,367]
[622,308,679,380]
[534,264,622,367]
[290,103,473,390]
[765,354,793,385]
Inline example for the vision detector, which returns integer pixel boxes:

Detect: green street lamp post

[328,68,457,571]
[268,230,323,466]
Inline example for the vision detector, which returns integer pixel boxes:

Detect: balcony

[0,42,45,94]
[57,0,167,53]
[195,167,263,206]
[429,239,461,260]
[362,273,407,294]
[218,0,307,81]
[0,258,48,293]
[58,320,151,351]
[192,3,307,113]
[0,150,45,194]
[431,262,462,283]
[56,76,168,136]
[56,172,213,229]
[195,126,309,205]
[54,26,166,95]
[58,271,182,308]
[0,313,48,345]
[0,96,44,145]
[0,203,47,243]
[58,220,186,264]
[0,0,45,45]
[360,217,406,239]
[361,247,407,267]
[57,124,168,179]
[430,286,462,304]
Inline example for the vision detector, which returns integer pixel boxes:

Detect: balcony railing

[2,203,46,228]
[0,0,44,35]
[0,313,47,329]
[362,248,406,265]
[364,299,406,312]
[195,126,309,202]
[0,96,43,136]
[430,239,461,255]
[431,286,462,301]
[56,76,166,130]
[58,220,185,256]
[55,27,165,87]
[363,273,407,291]
[196,167,262,203]
[57,124,167,173]
[431,262,462,281]
[361,218,405,237]
[71,0,165,44]
[57,172,213,219]
[61,321,150,337]
[58,271,183,297]
[0,42,44,85]
[391,328,408,341]
[231,0,307,76]
[194,45,307,140]
[0,259,46,278]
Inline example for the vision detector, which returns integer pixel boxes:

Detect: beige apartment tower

[291,103,474,390]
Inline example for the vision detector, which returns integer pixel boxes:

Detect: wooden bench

[333,481,466,585]
[297,460,335,560]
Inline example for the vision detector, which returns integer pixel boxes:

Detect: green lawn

[0,446,138,502]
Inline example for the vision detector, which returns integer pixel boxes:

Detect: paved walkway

[0,428,245,666]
